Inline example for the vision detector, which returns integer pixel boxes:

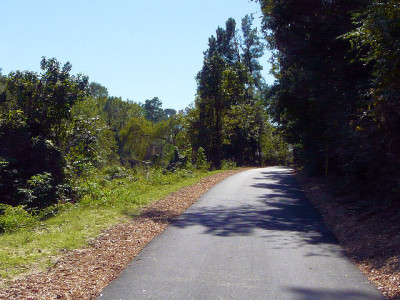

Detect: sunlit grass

[0,168,221,283]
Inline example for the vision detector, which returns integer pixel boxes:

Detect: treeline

[0,58,185,211]
[255,0,400,200]
[189,15,290,168]
[0,14,292,221]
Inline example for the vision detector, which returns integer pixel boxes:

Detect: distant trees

[189,16,288,168]
[0,58,187,210]
[0,17,294,212]
[143,97,165,123]
[240,14,265,88]
[80,87,181,167]
[89,82,108,98]
[120,111,185,166]
[142,97,177,123]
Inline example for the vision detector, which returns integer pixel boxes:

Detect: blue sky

[1,0,273,110]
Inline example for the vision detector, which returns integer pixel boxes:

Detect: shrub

[18,172,57,209]
[195,147,210,170]
[102,165,129,180]
[221,159,237,170]
[0,204,35,233]
[167,147,188,171]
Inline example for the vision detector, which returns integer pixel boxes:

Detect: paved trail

[99,167,383,300]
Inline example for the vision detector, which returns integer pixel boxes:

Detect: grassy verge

[0,168,222,282]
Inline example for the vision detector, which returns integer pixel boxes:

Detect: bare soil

[0,169,245,300]
[296,170,400,299]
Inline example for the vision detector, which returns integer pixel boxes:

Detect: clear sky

[1,0,273,110]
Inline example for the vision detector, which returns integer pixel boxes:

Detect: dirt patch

[296,170,400,299]
[0,169,246,300]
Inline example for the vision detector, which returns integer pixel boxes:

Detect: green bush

[167,147,189,171]
[195,147,210,170]
[221,159,237,170]
[103,165,129,180]
[0,204,35,233]
[18,172,57,209]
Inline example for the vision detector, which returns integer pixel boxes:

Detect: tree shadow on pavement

[172,168,340,252]
[285,287,383,300]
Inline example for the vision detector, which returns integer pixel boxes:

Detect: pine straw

[296,171,400,300]
[0,169,245,300]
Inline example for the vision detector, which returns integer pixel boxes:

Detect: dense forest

[255,0,400,203]
[0,16,291,231]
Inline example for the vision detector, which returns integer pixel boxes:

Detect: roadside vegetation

[0,167,224,281]
[0,0,399,296]
[0,15,291,282]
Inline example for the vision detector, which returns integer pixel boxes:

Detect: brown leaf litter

[296,170,400,299]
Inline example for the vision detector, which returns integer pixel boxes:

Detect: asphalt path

[99,167,383,300]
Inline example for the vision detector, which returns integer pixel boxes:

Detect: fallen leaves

[296,171,400,300]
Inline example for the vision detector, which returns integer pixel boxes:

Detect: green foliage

[64,117,99,163]
[191,16,273,168]
[195,147,210,170]
[343,1,400,126]
[19,172,56,208]
[36,202,73,221]
[141,97,176,124]
[0,58,88,209]
[220,159,237,170]
[120,115,154,162]
[71,92,120,166]
[89,82,109,98]
[0,204,35,233]
[340,1,400,195]
[261,122,293,166]
[241,14,265,88]
[104,96,143,133]
[164,108,177,119]
[0,167,220,280]
[257,0,370,175]
[0,110,63,208]
[102,165,129,180]
[167,147,189,171]
[254,0,400,202]
[344,1,400,89]
[5,57,88,139]
[143,97,166,123]
[119,109,189,168]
